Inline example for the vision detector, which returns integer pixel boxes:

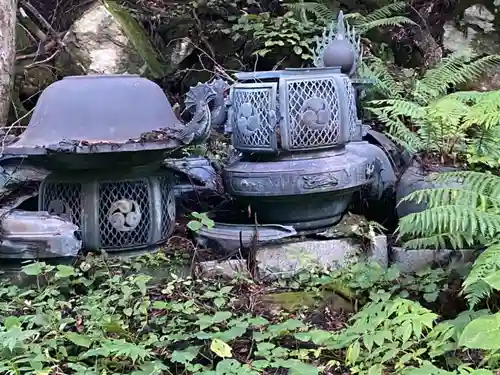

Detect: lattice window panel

[98,180,151,249]
[41,182,82,228]
[232,85,277,151]
[343,77,358,140]
[283,78,340,150]
[159,176,176,239]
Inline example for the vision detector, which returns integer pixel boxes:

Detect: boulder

[443,5,500,90]
[56,1,185,77]
[396,163,462,218]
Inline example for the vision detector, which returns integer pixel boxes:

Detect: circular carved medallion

[299,97,331,130]
[108,199,142,232]
[237,102,260,136]
[47,199,71,221]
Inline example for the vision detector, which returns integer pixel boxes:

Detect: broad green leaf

[214,326,248,341]
[401,322,413,343]
[65,332,92,348]
[4,316,20,329]
[55,265,76,278]
[288,360,319,375]
[363,334,374,351]
[187,220,202,232]
[22,262,52,276]
[171,346,200,364]
[210,338,232,358]
[346,340,360,365]
[459,313,500,350]
[368,364,384,375]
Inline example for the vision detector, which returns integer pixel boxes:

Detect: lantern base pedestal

[223,149,374,233]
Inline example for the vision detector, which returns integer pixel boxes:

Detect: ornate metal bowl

[224,149,374,231]
[38,169,176,251]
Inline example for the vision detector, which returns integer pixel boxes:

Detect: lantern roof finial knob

[313,11,362,76]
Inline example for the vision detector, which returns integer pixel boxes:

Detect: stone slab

[391,247,476,273]
[256,235,388,280]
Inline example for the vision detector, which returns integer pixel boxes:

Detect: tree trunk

[0,0,17,127]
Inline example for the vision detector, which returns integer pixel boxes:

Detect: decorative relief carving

[365,162,375,180]
[108,199,142,232]
[231,171,349,194]
[299,97,331,130]
[301,173,339,189]
[237,102,260,136]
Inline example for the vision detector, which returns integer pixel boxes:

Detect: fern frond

[430,171,500,199]
[417,53,500,103]
[403,233,473,250]
[358,57,404,99]
[362,2,408,23]
[468,125,500,165]
[461,90,500,128]
[399,186,500,210]
[345,2,407,24]
[462,243,500,308]
[399,205,500,245]
[369,99,426,119]
[355,16,415,34]
[286,2,335,22]
[367,107,424,152]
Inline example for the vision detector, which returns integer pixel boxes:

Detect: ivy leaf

[55,265,76,279]
[214,326,248,342]
[171,346,200,364]
[385,266,400,281]
[247,316,269,326]
[459,313,500,350]
[65,332,92,348]
[215,359,242,373]
[210,338,232,358]
[22,262,51,276]
[187,220,202,232]
[424,291,439,302]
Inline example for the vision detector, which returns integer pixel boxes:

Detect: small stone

[199,259,249,278]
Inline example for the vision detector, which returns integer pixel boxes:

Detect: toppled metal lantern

[4,75,226,252]
[223,12,376,232]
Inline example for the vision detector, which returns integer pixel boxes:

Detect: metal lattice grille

[41,182,82,227]
[159,176,176,239]
[98,180,151,249]
[344,77,357,140]
[285,78,340,150]
[232,86,276,150]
